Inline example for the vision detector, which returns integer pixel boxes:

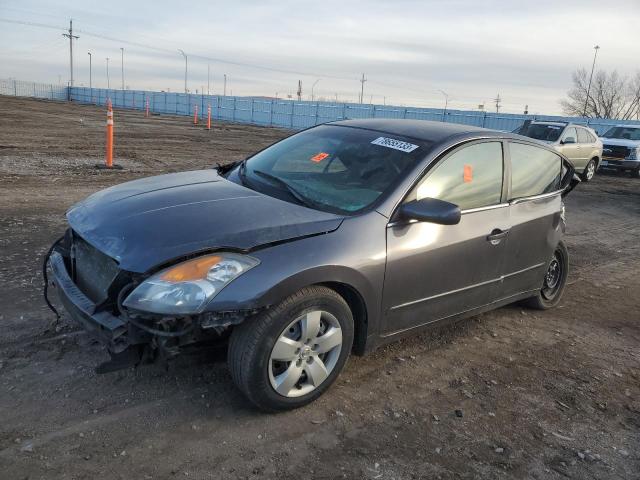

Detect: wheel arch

[318,281,368,355]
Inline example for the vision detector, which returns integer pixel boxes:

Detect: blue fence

[2,79,639,135]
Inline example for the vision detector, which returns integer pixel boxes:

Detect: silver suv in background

[599,125,640,178]
[515,121,603,182]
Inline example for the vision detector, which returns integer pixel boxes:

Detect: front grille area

[72,234,121,305]
[602,144,630,159]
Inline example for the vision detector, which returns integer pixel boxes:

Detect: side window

[577,128,591,144]
[510,143,562,199]
[562,127,577,143]
[409,142,503,210]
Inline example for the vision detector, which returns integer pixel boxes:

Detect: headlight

[627,148,640,160]
[122,253,259,315]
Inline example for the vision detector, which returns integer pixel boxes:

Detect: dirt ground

[0,96,638,480]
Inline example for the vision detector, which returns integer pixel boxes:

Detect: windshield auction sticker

[371,137,419,153]
[311,152,330,162]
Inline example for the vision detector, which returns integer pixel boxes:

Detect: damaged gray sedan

[46,119,578,411]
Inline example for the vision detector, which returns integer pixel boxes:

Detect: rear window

[509,143,562,199]
[518,124,564,142]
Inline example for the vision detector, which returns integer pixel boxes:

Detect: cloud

[1,0,639,113]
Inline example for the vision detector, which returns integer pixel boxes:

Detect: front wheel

[522,241,569,310]
[228,286,354,411]
[582,158,597,182]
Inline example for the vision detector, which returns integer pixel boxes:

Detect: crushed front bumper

[49,250,129,352]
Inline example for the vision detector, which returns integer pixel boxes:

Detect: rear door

[383,140,510,335]
[577,128,597,168]
[499,141,564,299]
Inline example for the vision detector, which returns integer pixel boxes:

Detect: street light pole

[311,79,321,101]
[87,51,92,90]
[583,45,600,117]
[120,47,125,90]
[106,57,110,89]
[438,89,449,121]
[223,74,227,96]
[178,49,188,93]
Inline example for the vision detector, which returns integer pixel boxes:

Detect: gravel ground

[0,96,638,479]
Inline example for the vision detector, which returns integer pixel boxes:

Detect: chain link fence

[0,79,67,101]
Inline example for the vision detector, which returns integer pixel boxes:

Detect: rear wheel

[522,241,569,310]
[228,286,354,411]
[631,168,640,179]
[582,158,597,182]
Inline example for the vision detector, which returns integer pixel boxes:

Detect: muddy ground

[0,96,638,479]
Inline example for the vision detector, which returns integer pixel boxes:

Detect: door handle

[486,228,509,245]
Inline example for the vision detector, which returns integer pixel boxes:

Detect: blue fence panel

[6,81,639,135]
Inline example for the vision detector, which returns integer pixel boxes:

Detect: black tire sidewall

[233,288,354,411]
[539,241,569,308]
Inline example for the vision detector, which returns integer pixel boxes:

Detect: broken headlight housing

[123,253,259,315]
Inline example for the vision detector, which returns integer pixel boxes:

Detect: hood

[67,170,344,272]
[600,137,640,148]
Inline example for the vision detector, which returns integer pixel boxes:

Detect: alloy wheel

[269,310,343,397]
[586,161,596,180]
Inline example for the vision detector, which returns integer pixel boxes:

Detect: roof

[329,119,490,143]
[530,121,569,126]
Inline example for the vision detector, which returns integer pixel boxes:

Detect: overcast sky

[1,0,639,114]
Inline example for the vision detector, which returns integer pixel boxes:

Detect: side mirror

[562,137,576,144]
[561,160,580,197]
[398,198,461,225]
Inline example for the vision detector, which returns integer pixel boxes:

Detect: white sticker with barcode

[371,136,419,153]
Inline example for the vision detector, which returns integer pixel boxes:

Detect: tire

[582,158,597,182]
[228,286,354,411]
[632,168,640,179]
[522,241,569,310]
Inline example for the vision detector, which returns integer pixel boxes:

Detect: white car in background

[599,125,640,178]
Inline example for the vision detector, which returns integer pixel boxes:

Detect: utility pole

[494,94,501,113]
[120,47,125,90]
[87,51,92,90]
[207,64,210,95]
[359,73,367,104]
[62,19,79,87]
[178,49,188,93]
[106,57,110,89]
[297,80,302,101]
[223,74,227,96]
[583,45,600,117]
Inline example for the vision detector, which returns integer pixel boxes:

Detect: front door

[560,127,584,170]
[382,141,509,336]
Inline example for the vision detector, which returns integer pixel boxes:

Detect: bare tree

[561,68,640,119]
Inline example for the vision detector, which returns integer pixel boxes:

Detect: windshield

[239,125,429,214]
[517,123,564,142]
[602,126,640,140]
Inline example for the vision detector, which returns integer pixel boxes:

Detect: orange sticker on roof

[311,152,330,163]
[463,164,473,183]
